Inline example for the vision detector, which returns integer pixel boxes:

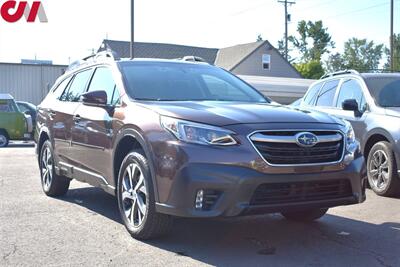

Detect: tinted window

[315,80,339,107]
[121,62,267,102]
[364,76,400,107]
[88,67,119,105]
[336,79,365,110]
[0,100,16,112]
[60,69,92,102]
[303,83,322,106]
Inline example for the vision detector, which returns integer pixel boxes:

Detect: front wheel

[40,140,70,197]
[281,208,328,222]
[367,141,400,197]
[117,151,173,240]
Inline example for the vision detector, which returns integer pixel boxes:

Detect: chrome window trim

[247,129,346,167]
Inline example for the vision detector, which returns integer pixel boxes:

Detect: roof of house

[99,40,219,64]
[98,39,301,77]
[214,41,266,70]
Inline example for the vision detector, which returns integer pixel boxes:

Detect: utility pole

[390,0,394,72]
[278,0,295,60]
[130,0,135,59]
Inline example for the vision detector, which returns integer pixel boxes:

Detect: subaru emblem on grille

[295,132,319,147]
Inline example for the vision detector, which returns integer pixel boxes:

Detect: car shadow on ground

[3,142,35,148]
[60,186,400,267]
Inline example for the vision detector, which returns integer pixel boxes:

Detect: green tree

[384,33,400,72]
[294,61,324,79]
[289,20,335,62]
[326,38,384,72]
[256,34,263,42]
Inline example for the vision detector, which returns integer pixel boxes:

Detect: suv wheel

[0,131,9,147]
[367,141,400,197]
[117,151,173,240]
[281,208,328,222]
[40,140,70,196]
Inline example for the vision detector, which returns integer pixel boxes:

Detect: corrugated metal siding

[0,63,66,105]
[240,75,315,104]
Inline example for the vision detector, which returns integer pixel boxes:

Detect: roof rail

[181,56,207,63]
[66,50,120,73]
[320,69,360,80]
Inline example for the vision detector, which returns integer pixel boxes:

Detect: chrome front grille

[249,130,345,166]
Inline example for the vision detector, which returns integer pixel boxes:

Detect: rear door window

[315,80,339,107]
[60,69,93,102]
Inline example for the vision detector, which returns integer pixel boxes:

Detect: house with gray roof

[99,39,301,78]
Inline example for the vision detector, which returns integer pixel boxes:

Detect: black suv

[300,70,400,197]
[35,52,365,240]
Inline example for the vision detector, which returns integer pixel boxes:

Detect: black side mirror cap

[342,99,359,112]
[342,99,363,117]
[81,90,107,106]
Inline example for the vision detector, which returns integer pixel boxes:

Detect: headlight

[160,116,238,146]
[343,120,356,146]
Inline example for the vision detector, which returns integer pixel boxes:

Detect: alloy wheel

[121,163,148,227]
[369,150,390,190]
[41,146,53,191]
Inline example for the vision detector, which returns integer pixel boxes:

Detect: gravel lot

[1,144,400,267]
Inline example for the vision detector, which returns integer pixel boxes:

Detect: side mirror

[342,99,362,117]
[81,90,107,106]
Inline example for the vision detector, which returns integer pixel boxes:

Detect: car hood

[140,101,343,126]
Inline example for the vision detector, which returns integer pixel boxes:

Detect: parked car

[16,101,37,127]
[300,70,400,197]
[35,52,365,240]
[0,94,33,147]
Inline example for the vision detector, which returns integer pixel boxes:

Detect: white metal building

[0,63,66,105]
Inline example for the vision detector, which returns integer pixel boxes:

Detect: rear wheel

[40,140,70,197]
[281,208,328,222]
[117,150,173,240]
[0,131,9,147]
[367,141,400,197]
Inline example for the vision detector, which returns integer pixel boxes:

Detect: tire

[0,130,9,147]
[281,208,328,222]
[39,140,70,197]
[117,150,173,240]
[367,141,400,197]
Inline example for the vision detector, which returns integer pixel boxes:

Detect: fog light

[195,190,204,209]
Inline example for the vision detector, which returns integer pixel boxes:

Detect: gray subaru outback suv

[300,70,400,197]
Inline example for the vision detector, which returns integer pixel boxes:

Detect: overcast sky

[0,0,398,65]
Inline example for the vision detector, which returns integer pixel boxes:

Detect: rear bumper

[155,156,366,218]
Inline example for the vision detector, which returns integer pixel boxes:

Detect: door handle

[73,114,81,123]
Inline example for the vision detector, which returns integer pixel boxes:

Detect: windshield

[365,76,400,107]
[120,62,268,103]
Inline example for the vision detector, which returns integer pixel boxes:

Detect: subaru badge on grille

[295,132,319,147]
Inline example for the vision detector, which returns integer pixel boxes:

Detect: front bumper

[155,156,366,218]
